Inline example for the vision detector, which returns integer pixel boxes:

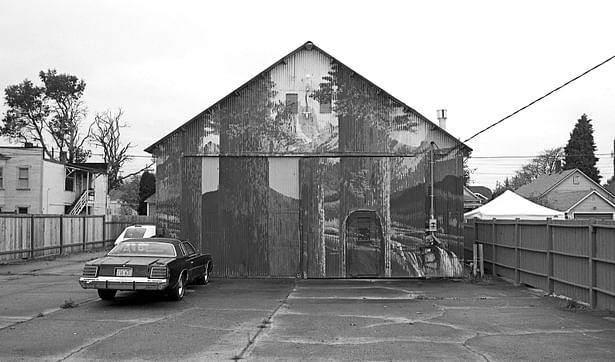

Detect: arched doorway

[344,210,385,277]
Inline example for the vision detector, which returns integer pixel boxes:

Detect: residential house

[144,193,156,216]
[0,145,108,215]
[464,186,483,212]
[145,41,470,278]
[516,169,615,220]
[468,185,493,201]
[108,189,138,215]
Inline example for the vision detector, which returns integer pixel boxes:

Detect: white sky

[1,0,614,188]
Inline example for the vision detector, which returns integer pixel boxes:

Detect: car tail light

[150,266,168,279]
[82,265,98,278]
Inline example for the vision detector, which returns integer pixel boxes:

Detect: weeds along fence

[0,214,157,262]
[464,218,615,311]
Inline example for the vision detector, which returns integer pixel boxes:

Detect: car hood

[89,256,174,266]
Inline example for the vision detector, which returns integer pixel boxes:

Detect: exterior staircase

[69,189,92,215]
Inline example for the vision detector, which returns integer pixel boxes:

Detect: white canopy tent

[464,190,565,220]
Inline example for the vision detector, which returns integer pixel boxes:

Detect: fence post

[473,243,478,277]
[546,218,553,294]
[30,214,35,259]
[102,215,106,248]
[82,216,87,251]
[514,218,520,285]
[59,215,64,255]
[588,220,596,308]
[491,218,497,277]
[479,244,484,277]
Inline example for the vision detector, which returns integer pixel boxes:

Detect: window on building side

[17,167,29,189]
[65,174,74,191]
[319,97,332,114]
[573,175,580,185]
[0,167,3,188]
[17,207,28,214]
[286,93,298,114]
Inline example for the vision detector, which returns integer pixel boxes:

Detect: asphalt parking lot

[1,252,615,361]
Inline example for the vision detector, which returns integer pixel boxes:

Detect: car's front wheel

[169,273,186,301]
[98,289,117,300]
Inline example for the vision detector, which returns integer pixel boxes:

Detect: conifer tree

[563,114,601,183]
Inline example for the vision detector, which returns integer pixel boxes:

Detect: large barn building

[145,41,470,278]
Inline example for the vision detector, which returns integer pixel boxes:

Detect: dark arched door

[345,210,385,277]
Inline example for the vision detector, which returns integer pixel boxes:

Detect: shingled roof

[515,169,577,198]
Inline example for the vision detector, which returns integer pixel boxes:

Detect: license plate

[115,267,133,277]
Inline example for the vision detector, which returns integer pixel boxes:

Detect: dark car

[79,238,213,301]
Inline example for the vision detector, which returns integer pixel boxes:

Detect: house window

[286,93,298,114]
[0,167,3,189]
[17,167,29,189]
[573,175,580,185]
[319,97,332,114]
[17,207,28,214]
[65,174,74,191]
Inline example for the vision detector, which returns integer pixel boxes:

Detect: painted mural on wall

[185,46,465,278]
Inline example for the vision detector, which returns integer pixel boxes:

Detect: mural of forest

[151,43,466,278]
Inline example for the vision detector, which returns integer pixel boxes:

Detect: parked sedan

[79,238,213,301]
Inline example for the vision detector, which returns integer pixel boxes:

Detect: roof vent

[437,109,447,130]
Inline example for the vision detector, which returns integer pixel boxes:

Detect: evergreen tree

[138,171,156,215]
[563,114,601,183]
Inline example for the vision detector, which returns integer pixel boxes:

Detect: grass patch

[60,298,78,309]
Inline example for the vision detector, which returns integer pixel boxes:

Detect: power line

[470,153,611,159]
[464,54,615,144]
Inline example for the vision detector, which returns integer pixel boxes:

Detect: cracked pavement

[1,253,615,361]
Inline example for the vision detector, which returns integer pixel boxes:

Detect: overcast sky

[1,0,614,188]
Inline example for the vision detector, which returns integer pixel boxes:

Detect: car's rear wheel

[196,262,210,285]
[98,289,117,300]
[169,273,186,301]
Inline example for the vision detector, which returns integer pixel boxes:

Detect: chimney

[24,142,34,148]
[59,151,67,162]
[437,109,447,130]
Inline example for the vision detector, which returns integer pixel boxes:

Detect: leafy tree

[563,114,601,183]
[1,70,90,162]
[493,147,565,196]
[40,70,90,162]
[2,79,52,157]
[118,175,140,210]
[463,150,475,186]
[138,171,156,215]
[605,176,615,195]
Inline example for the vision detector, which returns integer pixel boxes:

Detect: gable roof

[464,186,482,203]
[544,190,595,211]
[515,169,577,198]
[516,168,615,200]
[567,190,615,211]
[468,185,492,200]
[144,41,469,154]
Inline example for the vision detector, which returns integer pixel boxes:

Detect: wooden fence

[0,214,157,262]
[465,219,615,311]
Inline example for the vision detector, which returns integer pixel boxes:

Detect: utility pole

[428,141,437,235]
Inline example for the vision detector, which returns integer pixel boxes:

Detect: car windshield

[108,241,176,257]
[124,228,147,238]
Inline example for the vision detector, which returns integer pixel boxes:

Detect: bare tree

[90,109,132,191]
[494,147,564,197]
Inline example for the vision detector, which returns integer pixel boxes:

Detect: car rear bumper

[79,276,169,291]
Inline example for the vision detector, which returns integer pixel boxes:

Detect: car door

[181,242,204,281]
